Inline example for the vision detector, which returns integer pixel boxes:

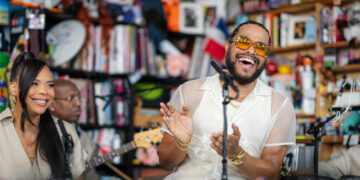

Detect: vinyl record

[48,20,85,66]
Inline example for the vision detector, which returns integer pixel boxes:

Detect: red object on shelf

[295,53,303,87]
[266,61,277,75]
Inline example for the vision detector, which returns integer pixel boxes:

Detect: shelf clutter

[233,0,360,176]
[296,134,360,144]
[0,0,359,179]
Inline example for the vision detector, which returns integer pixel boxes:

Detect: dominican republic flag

[203,18,229,62]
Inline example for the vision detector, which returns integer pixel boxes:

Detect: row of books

[77,25,137,74]
[52,77,131,126]
[85,128,125,165]
[320,2,360,44]
[251,2,360,48]
[72,24,160,76]
[162,36,222,80]
[188,36,216,80]
[72,24,219,80]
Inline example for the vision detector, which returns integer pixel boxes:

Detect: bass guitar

[85,128,162,171]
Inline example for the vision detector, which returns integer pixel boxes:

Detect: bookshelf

[321,135,360,144]
[7,0,359,178]
[226,0,318,24]
[270,43,316,54]
[269,1,315,14]
[321,40,360,49]
[296,113,316,119]
[296,134,360,144]
[140,75,184,85]
[50,67,128,79]
[296,135,314,144]
[241,0,360,116]
[333,64,360,74]
[41,9,147,177]
[231,1,360,164]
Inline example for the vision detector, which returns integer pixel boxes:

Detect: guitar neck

[85,141,136,171]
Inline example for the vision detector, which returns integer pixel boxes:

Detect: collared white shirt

[0,108,86,179]
[319,145,360,179]
[162,73,296,180]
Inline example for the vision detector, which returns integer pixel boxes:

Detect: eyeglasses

[55,95,81,103]
[232,36,269,56]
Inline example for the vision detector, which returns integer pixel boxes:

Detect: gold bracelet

[177,138,190,147]
[175,139,190,151]
[229,149,246,166]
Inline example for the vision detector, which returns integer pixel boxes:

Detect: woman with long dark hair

[0,52,86,179]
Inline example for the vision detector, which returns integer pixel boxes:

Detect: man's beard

[225,50,267,85]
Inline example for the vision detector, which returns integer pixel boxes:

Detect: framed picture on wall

[199,0,225,30]
[179,2,204,34]
[287,15,311,46]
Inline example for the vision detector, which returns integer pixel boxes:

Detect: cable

[331,78,356,122]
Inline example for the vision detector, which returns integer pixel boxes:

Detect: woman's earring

[50,108,54,112]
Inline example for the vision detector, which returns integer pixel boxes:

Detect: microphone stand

[306,76,360,180]
[210,60,239,180]
[306,115,332,180]
[306,76,347,180]
[220,73,239,180]
[306,110,345,180]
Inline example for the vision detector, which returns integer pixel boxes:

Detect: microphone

[210,61,239,96]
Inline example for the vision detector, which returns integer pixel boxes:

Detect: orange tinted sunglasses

[232,36,269,56]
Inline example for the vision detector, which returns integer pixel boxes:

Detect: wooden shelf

[226,0,357,25]
[326,90,360,98]
[296,136,314,144]
[168,30,205,37]
[50,67,128,79]
[296,113,316,119]
[140,76,185,85]
[321,135,360,144]
[321,135,343,144]
[296,134,360,144]
[270,1,316,14]
[226,1,317,25]
[321,40,360,49]
[270,43,316,53]
[226,18,236,25]
[333,64,360,74]
[45,9,75,20]
[271,0,356,14]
